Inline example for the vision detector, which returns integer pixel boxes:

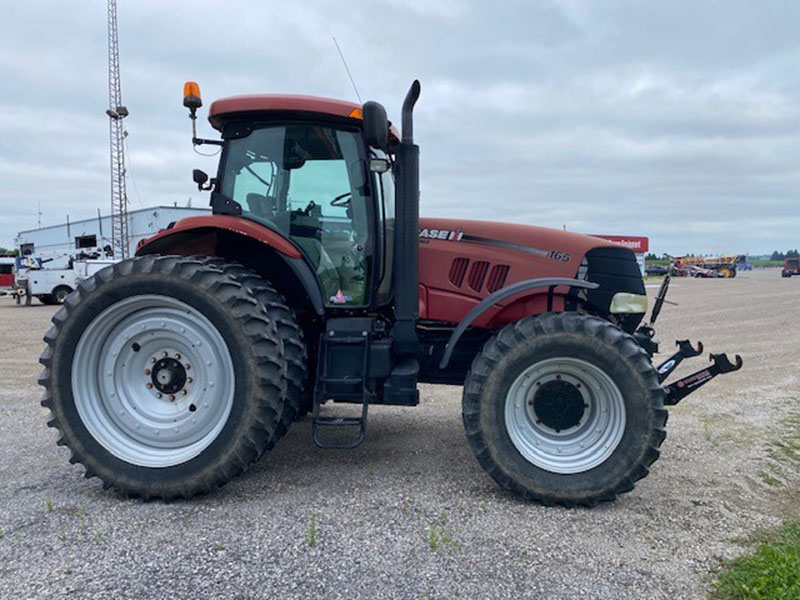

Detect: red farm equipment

[782,258,800,277]
[0,257,14,293]
[38,81,742,506]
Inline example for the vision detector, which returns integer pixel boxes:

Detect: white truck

[14,257,117,305]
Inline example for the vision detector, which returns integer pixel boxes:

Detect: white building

[14,206,210,269]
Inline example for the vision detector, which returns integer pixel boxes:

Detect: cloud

[0,0,798,255]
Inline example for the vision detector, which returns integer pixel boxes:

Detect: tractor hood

[418,217,622,283]
[420,218,620,255]
[417,218,645,329]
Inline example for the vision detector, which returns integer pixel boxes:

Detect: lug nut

[175,353,181,360]
[185,364,191,370]
[146,383,153,389]
[169,394,176,401]
[181,390,187,395]
[150,357,156,364]
[187,377,193,383]
[144,368,151,376]
[162,351,168,358]
[156,392,162,398]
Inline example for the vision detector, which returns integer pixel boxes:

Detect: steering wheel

[330,192,351,207]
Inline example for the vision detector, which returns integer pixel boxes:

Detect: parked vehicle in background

[670,262,725,278]
[14,256,116,304]
[0,257,15,294]
[645,263,668,276]
[783,258,800,278]
[673,254,745,278]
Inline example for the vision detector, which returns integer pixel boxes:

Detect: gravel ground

[0,268,798,599]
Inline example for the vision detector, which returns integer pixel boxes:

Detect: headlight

[609,292,648,314]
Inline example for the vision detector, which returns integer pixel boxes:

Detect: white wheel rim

[72,295,235,468]
[504,357,626,474]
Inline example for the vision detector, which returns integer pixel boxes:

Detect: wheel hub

[151,357,187,394]
[532,380,586,432]
[504,357,627,474]
[71,295,235,468]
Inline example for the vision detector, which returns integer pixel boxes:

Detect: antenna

[107,0,130,259]
[333,37,362,104]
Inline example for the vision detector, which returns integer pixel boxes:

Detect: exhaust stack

[392,80,421,358]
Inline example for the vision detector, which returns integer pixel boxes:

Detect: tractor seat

[246,193,277,217]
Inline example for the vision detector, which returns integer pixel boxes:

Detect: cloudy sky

[1,0,799,255]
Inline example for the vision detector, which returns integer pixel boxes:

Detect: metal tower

[106,0,129,259]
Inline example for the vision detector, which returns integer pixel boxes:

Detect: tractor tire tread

[200,258,308,445]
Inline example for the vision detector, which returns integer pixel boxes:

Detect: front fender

[438,277,599,369]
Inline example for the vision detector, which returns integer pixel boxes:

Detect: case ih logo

[419,228,464,241]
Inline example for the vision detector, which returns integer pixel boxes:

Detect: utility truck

[15,255,116,305]
[39,81,742,506]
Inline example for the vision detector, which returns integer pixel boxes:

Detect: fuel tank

[418,218,644,329]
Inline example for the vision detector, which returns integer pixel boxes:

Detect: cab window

[220,125,372,306]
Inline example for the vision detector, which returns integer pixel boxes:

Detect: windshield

[220,124,372,306]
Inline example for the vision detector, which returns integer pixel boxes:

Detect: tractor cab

[192,93,399,310]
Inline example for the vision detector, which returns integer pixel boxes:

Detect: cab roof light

[183,81,202,110]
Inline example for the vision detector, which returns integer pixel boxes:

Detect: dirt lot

[0,268,798,599]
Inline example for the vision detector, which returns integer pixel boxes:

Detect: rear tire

[462,312,667,507]
[201,258,307,443]
[39,256,287,499]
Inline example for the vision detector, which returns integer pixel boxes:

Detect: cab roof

[208,94,362,131]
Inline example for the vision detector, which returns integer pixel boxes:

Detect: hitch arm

[664,353,743,406]
[656,339,703,383]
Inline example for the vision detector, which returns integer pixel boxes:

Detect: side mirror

[193,169,210,190]
[362,101,389,150]
[369,158,390,173]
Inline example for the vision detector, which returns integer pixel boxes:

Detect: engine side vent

[467,261,490,292]
[448,258,470,287]
[486,264,510,293]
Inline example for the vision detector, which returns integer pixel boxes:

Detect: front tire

[39,256,287,499]
[462,313,667,507]
[52,285,72,304]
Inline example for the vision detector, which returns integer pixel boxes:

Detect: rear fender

[137,220,324,315]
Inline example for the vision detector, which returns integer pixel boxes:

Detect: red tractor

[39,81,742,506]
